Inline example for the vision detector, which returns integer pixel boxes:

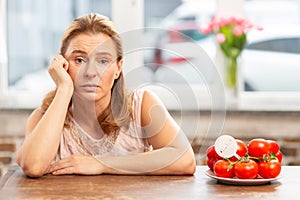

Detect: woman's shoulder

[132,88,165,109]
[130,88,161,121]
[132,88,161,104]
[131,88,167,125]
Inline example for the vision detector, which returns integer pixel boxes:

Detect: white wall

[216,0,244,16]
[111,0,146,90]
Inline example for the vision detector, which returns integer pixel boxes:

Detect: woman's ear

[115,59,123,79]
[117,59,123,72]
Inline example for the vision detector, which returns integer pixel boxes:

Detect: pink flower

[201,15,263,58]
[233,26,244,36]
[216,33,226,44]
[229,16,239,24]
[233,16,245,26]
[218,17,230,27]
[256,25,264,31]
[243,20,254,31]
[199,23,213,34]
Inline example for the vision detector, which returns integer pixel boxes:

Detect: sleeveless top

[55,89,153,161]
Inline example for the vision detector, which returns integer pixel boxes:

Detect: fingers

[48,157,73,175]
[48,155,103,175]
[49,155,84,175]
[52,167,75,175]
[52,54,64,64]
[52,54,69,71]
[48,54,73,88]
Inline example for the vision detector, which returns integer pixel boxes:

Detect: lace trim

[67,114,119,156]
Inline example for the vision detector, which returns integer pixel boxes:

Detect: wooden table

[0,165,299,200]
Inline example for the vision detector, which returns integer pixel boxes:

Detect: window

[142,0,300,91]
[6,0,111,93]
[242,32,300,92]
[2,0,300,110]
[247,38,300,54]
[141,0,300,110]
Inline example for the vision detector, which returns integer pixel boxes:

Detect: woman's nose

[83,61,97,78]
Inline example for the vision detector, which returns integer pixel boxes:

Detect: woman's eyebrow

[95,52,114,57]
[70,50,115,58]
[71,49,87,55]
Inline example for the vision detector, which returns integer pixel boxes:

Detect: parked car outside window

[147,0,300,92]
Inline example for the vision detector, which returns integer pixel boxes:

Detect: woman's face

[65,33,122,102]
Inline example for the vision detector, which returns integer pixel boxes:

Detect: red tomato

[248,138,270,158]
[230,139,247,161]
[266,140,282,163]
[206,145,222,170]
[213,160,235,178]
[234,159,258,179]
[267,140,280,154]
[258,160,281,178]
[276,151,283,163]
[206,145,219,158]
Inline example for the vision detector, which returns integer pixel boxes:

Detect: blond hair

[41,13,132,135]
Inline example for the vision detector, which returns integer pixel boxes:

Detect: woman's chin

[73,90,97,100]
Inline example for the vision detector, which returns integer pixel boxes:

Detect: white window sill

[237,92,300,111]
[1,86,300,111]
[0,91,46,109]
[141,85,300,112]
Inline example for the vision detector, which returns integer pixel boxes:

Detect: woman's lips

[81,84,99,91]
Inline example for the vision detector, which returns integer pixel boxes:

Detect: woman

[16,13,196,177]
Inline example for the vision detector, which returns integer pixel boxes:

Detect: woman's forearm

[98,132,196,175]
[17,87,73,176]
[46,131,196,176]
[99,147,196,175]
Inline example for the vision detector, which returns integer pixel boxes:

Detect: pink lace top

[55,89,153,161]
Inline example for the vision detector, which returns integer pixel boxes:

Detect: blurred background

[1,0,300,177]
[3,0,300,94]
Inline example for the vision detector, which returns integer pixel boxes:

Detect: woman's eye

[75,57,86,64]
[98,59,110,65]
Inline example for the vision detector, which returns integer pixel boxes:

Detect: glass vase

[225,56,238,91]
[224,55,240,102]
[226,58,237,88]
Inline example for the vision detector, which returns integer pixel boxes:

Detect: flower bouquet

[200,16,262,91]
